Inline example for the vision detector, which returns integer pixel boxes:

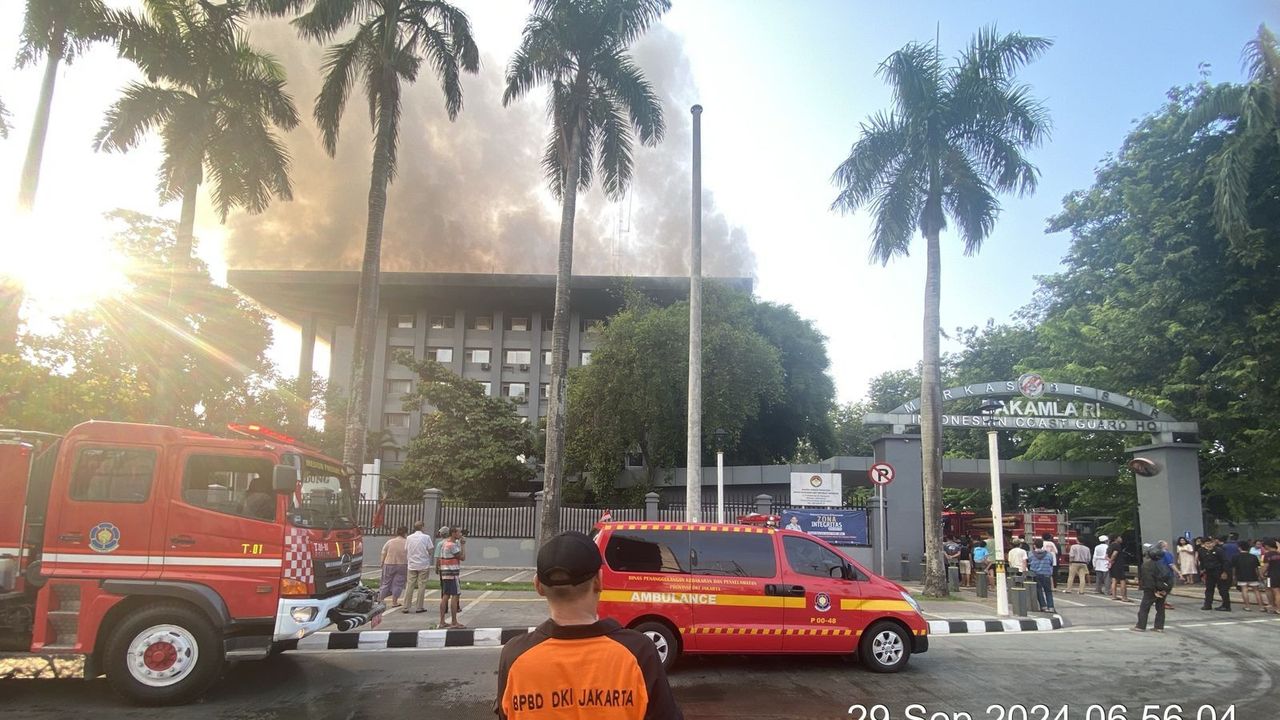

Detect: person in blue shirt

[1027,539,1057,613]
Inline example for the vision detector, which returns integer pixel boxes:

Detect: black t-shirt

[1264,551,1280,583]
[1232,552,1260,582]
[1108,542,1128,577]
[960,544,972,562]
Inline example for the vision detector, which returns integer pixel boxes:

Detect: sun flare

[3,208,133,318]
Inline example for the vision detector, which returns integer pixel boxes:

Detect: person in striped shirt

[436,526,466,629]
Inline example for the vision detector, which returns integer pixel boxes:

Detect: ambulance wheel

[104,603,224,706]
[634,621,679,672]
[858,621,910,673]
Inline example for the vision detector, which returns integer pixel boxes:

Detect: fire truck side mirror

[273,465,300,493]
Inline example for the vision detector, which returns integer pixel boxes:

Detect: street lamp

[979,398,1010,617]
[712,428,728,523]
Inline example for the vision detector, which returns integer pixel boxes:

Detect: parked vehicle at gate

[0,422,383,705]
[592,521,928,673]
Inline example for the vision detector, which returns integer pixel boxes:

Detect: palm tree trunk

[919,226,947,596]
[18,37,62,210]
[539,128,583,545]
[152,166,201,425]
[341,87,395,473]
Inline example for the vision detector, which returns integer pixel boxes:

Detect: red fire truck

[0,421,382,705]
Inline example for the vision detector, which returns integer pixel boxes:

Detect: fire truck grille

[312,553,363,597]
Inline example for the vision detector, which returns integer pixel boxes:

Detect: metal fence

[356,500,425,535]
[662,501,759,522]
[440,501,536,538]
[559,505,645,534]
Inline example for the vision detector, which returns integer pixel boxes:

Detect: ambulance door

[688,529,783,653]
[779,535,862,653]
[42,441,165,579]
[602,527,696,646]
[161,451,284,619]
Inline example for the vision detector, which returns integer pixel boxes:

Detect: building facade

[228,271,753,466]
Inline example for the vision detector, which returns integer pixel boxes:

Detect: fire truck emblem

[1017,373,1046,399]
[88,522,121,553]
[814,592,832,613]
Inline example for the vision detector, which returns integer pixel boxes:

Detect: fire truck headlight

[901,591,923,615]
[290,606,318,624]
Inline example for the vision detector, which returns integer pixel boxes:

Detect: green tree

[734,301,836,464]
[830,27,1052,596]
[566,286,784,497]
[395,355,535,502]
[94,0,300,422]
[1183,24,1279,256]
[504,0,667,542]
[259,0,479,474]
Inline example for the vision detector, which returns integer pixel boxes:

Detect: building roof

[227,270,754,327]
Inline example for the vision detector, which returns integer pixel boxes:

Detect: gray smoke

[225,19,756,279]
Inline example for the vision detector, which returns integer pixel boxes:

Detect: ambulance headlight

[290,606,318,623]
[901,591,923,614]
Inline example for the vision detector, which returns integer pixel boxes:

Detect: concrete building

[228,270,752,466]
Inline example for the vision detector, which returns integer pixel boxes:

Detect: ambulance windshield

[285,454,357,529]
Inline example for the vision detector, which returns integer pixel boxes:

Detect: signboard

[868,462,895,486]
[790,472,842,507]
[780,508,868,546]
[861,412,1198,434]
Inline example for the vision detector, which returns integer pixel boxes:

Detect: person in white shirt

[1007,538,1029,578]
[1092,534,1112,594]
[403,521,435,613]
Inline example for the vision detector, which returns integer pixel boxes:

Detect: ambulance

[0,421,383,705]
[593,521,929,673]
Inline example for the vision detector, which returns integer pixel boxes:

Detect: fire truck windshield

[284,454,357,530]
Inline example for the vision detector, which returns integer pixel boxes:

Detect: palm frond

[0,96,12,139]
[831,111,911,213]
[502,16,567,106]
[877,42,943,116]
[866,156,925,265]
[1182,82,1246,134]
[1210,132,1258,244]
[17,0,113,67]
[594,49,664,145]
[959,26,1053,81]
[314,23,371,155]
[94,82,188,153]
[416,20,463,119]
[293,0,370,42]
[593,94,634,199]
[941,149,998,254]
[1242,24,1279,86]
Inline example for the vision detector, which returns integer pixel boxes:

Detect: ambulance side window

[70,447,156,503]
[783,536,847,579]
[690,533,776,578]
[604,530,691,574]
[181,455,277,521]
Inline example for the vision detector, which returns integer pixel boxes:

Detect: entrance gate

[861,374,1202,578]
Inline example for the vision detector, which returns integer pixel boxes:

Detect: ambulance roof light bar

[227,422,311,449]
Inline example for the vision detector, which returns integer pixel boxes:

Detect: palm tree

[95,0,300,422]
[830,27,1051,596]
[16,0,112,209]
[1184,24,1279,253]
[257,0,479,474]
[504,0,667,543]
[0,97,11,138]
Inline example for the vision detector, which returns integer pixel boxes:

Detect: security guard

[494,532,683,719]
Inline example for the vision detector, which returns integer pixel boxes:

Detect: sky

[2,1,1277,405]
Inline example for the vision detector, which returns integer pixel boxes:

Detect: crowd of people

[377,521,468,629]
[943,531,1280,625]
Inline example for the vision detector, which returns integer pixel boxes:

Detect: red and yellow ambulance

[594,521,928,673]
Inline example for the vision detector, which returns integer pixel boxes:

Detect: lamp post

[979,399,1010,616]
[712,428,728,523]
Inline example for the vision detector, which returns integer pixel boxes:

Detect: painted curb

[277,627,537,651]
[926,615,1065,634]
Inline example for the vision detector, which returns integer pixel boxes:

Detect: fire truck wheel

[858,621,910,673]
[633,621,679,672]
[104,603,224,706]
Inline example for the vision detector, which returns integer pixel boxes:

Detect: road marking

[1054,597,1088,607]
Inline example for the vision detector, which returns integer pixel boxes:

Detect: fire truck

[942,510,1078,559]
[0,421,383,705]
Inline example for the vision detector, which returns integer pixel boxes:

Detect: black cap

[537,531,602,586]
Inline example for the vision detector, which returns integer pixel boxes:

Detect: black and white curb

[927,616,1064,634]
[278,627,536,651]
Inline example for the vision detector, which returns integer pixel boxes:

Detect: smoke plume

[225,19,756,279]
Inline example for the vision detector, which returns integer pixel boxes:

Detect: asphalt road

[4,603,1278,720]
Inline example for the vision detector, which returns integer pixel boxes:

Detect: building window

[505,349,532,365]
[477,381,491,395]
[581,318,605,333]
[540,383,550,399]
[507,316,530,332]
[542,315,555,331]
[465,348,491,365]
[427,347,453,363]
[502,382,528,398]
[542,350,553,366]
[390,314,415,329]
[388,343,414,359]
[429,314,455,329]
[384,413,410,428]
[468,314,493,331]
[579,351,592,366]
[380,448,402,464]
[386,379,412,397]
